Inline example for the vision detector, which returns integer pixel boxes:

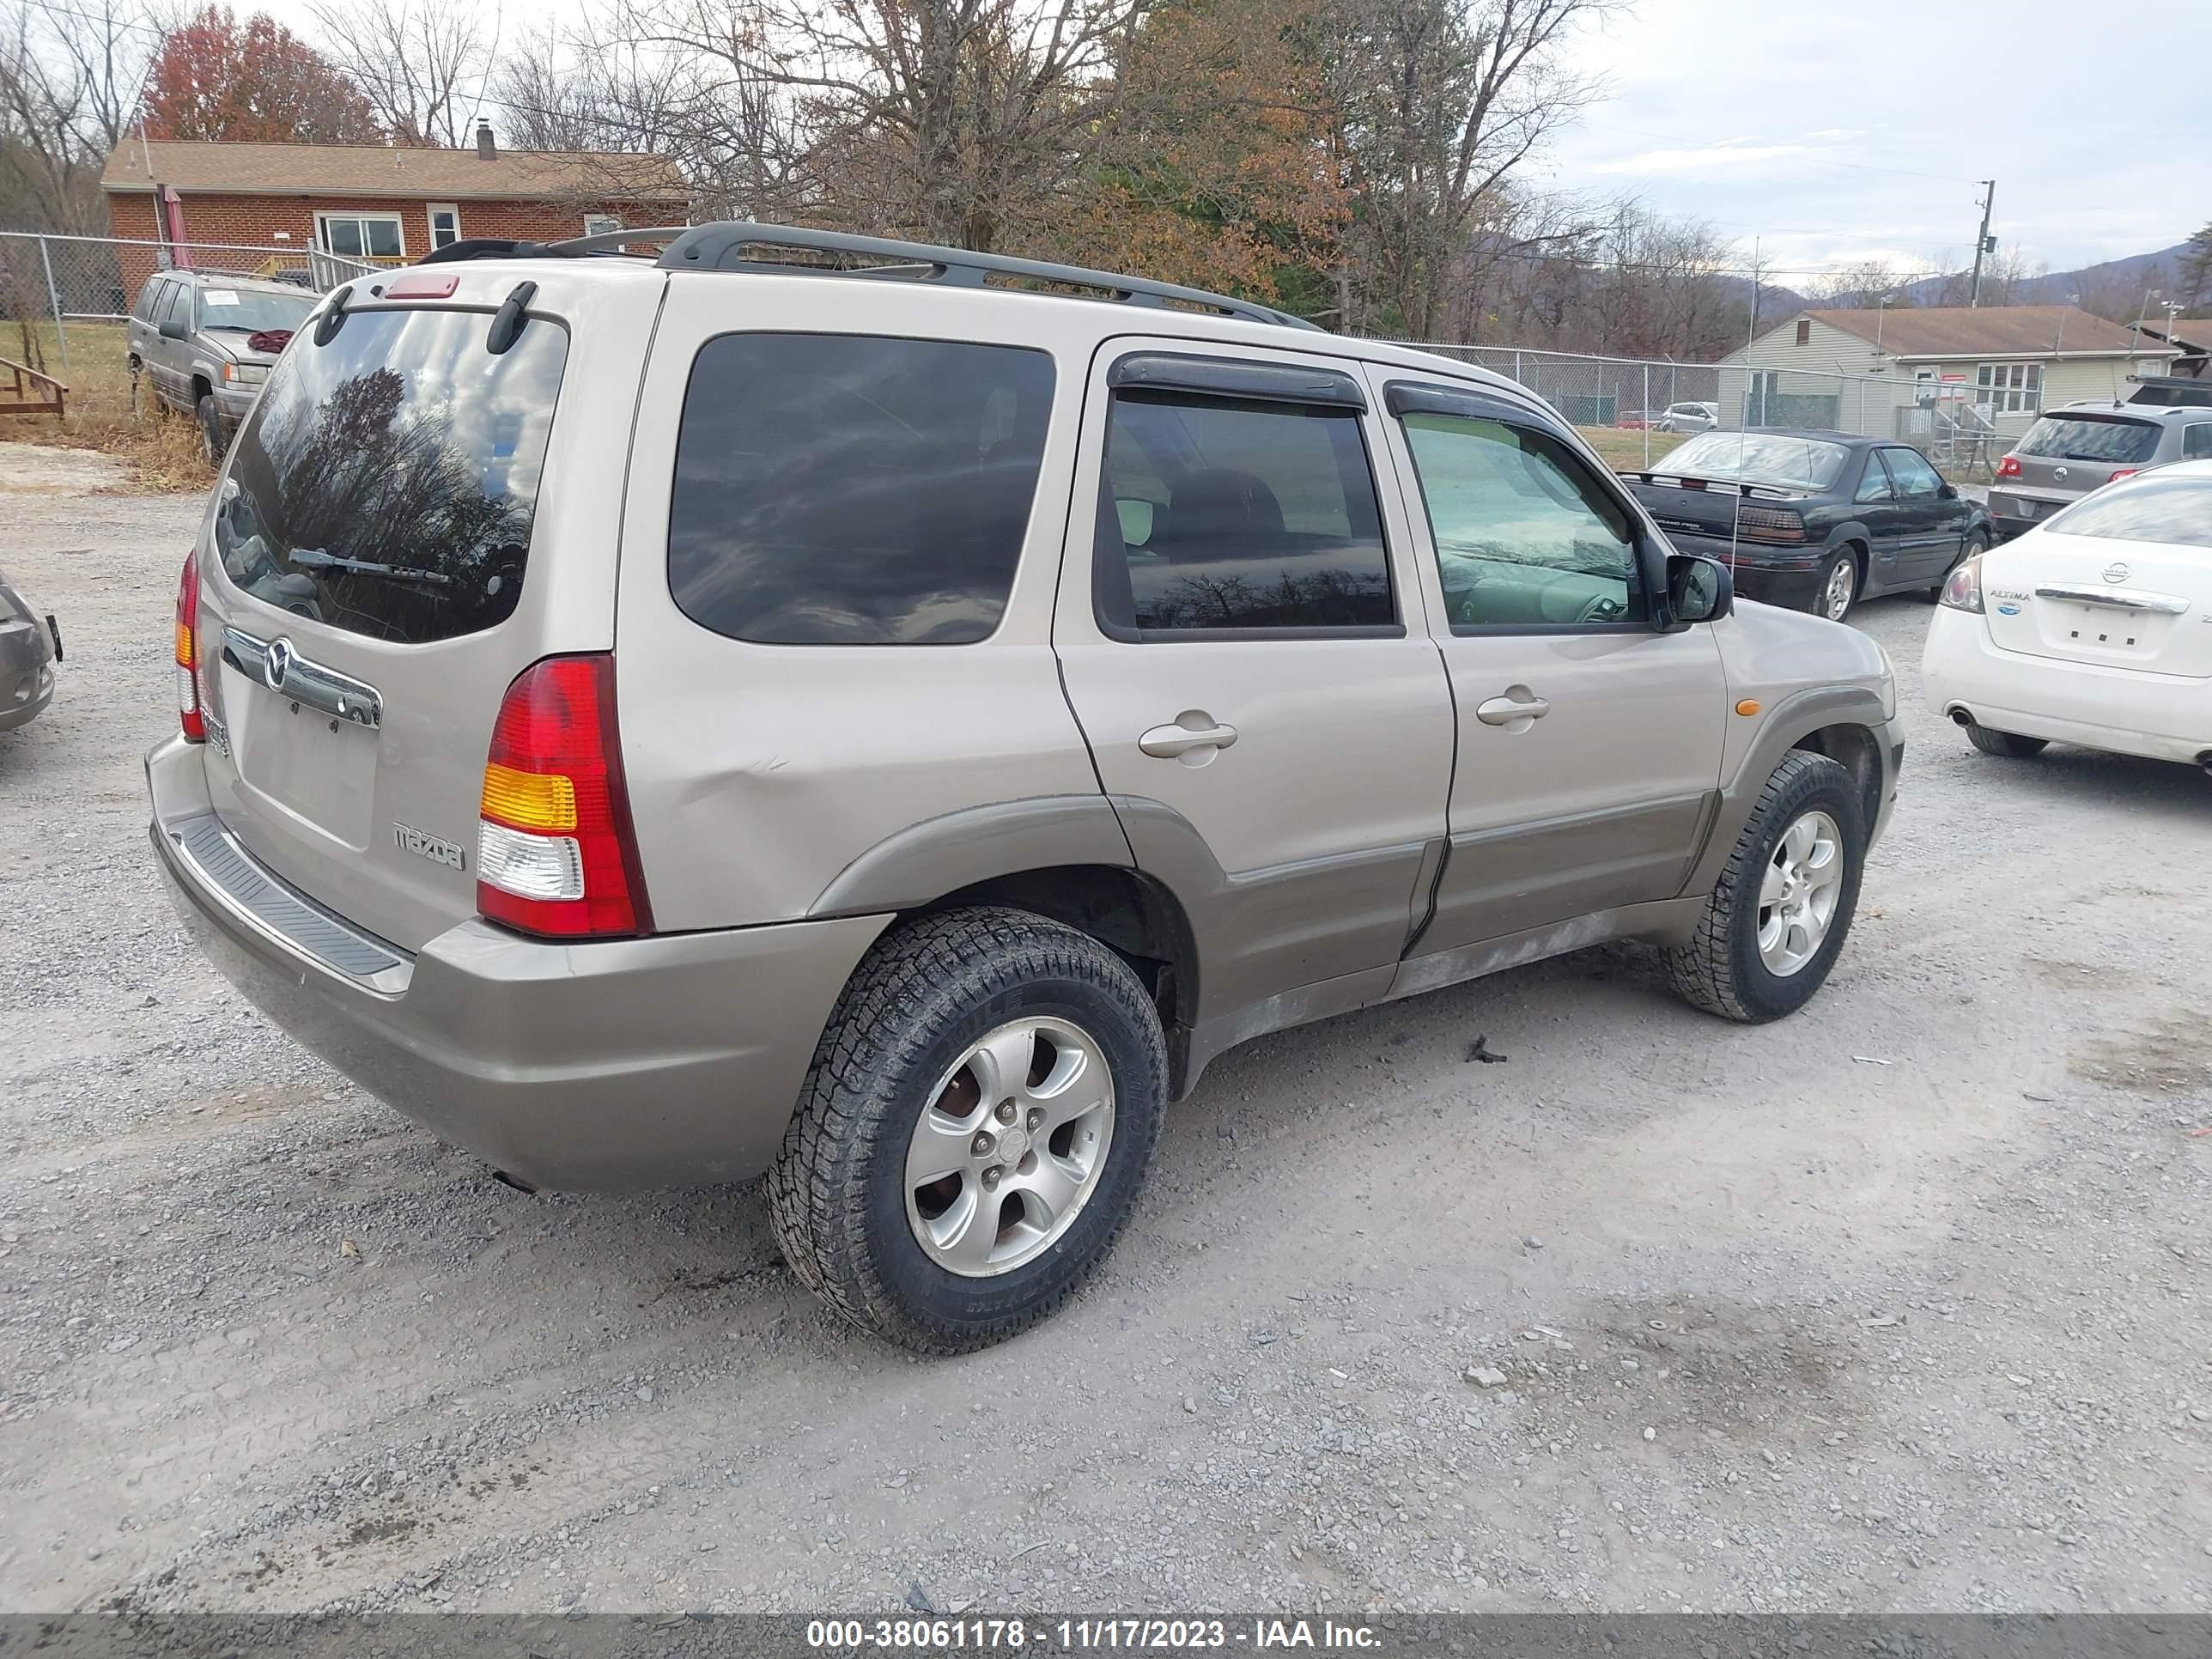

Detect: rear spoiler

[1618,471,1802,501]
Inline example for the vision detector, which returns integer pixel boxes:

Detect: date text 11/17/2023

[804,1618,1382,1650]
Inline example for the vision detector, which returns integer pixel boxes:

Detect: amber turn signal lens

[1735,699,1761,717]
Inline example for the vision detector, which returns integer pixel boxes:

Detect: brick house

[100,126,690,296]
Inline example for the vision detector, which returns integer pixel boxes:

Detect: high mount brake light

[475,655,652,939]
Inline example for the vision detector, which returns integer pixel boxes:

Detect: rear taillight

[1996,454,2021,479]
[175,551,204,742]
[2106,468,2137,485]
[1939,556,1984,614]
[1734,505,1806,544]
[475,654,651,939]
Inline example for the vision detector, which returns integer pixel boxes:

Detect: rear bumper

[1922,607,2211,765]
[147,735,891,1191]
[1664,532,1826,611]
[1986,489,2073,540]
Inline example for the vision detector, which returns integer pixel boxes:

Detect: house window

[316,212,404,260]
[582,214,622,239]
[427,204,461,250]
[1975,362,2043,416]
[1795,319,1811,345]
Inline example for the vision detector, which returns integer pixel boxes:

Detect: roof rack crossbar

[658,222,1318,329]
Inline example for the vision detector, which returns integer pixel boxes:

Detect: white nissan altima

[1923,459,2212,774]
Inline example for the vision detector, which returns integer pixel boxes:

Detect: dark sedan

[1620,428,1990,622]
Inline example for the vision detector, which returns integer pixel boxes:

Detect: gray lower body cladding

[148,736,890,1192]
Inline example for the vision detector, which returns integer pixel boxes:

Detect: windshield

[1659,432,1850,489]
[216,306,568,643]
[195,288,317,335]
[2014,416,2160,465]
[2046,475,2212,550]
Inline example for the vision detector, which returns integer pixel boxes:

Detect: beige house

[1717,306,2180,441]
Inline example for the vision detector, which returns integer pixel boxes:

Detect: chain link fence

[1377,340,2008,480]
[2,230,376,380]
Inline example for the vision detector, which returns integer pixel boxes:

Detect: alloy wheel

[1758,809,1844,976]
[1821,559,1855,622]
[904,1017,1115,1278]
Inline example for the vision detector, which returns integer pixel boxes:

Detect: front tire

[767,907,1167,1353]
[1667,750,1865,1024]
[195,393,227,466]
[1965,723,2048,758]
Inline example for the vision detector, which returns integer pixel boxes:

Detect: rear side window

[1095,392,1393,635]
[668,334,1055,646]
[2015,416,2161,465]
[216,307,568,642]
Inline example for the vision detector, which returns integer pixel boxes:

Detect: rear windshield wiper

[289,547,453,586]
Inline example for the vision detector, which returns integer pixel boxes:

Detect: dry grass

[1577,426,1690,471]
[4,319,214,493]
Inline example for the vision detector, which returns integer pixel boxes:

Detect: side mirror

[1661,552,1732,629]
[158,315,189,341]
[1938,481,1959,499]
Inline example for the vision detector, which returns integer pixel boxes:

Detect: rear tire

[1965,723,2048,758]
[196,393,227,466]
[767,906,1167,1353]
[1667,750,1865,1024]
[1810,550,1858,623]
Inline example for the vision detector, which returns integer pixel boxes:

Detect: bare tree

[493,19,802,221]
[1321,0,1623,337]
[1804,257,1938,312]
[0,0,156,232]
[306,0,496,148]
[623,0,1151,252]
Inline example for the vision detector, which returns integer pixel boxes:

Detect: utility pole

[1968,180,1996,307]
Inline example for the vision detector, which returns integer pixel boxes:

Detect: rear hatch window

[216,306,568,642]
[2014,416,2160,465]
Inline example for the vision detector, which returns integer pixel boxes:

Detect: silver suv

[126,270,319,465]
[147,224,1905,1351]
[1990,392,2212,538]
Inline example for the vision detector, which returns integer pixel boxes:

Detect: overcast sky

[245,0,2205,283]
[1543,0,2211,282]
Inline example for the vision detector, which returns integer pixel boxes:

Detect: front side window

[319,213,403,259]
[216,306,568,642]
[1399,412,1643,629]
[1881,447,1944,499]
[669,333,1054,645]
[1095,390,1393,635]
[1976,362,2043,415]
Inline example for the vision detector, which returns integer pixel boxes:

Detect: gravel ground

[3,446,2209,1619]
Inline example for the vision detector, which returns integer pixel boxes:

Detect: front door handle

[1139,714,1239,758]
[1475,692,1551,726]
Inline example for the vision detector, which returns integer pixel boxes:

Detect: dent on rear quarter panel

[607,275,1107,933]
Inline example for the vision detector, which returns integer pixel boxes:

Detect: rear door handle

[1139,717,1239,757]
[1475,694,1551,726]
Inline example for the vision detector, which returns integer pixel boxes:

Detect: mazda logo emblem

[264,637,295,690]
[2102,562,2130,585]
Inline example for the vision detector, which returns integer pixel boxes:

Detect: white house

[1717,306,2180,441]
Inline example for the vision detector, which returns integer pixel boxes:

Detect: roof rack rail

[416,221,1319,331]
